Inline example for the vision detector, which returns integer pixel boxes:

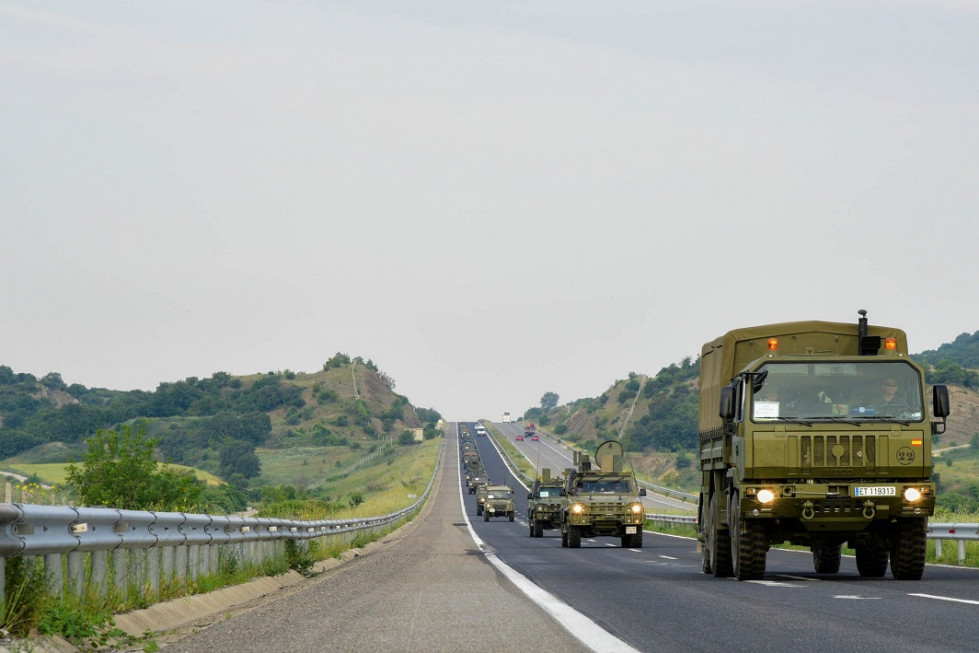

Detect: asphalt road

[159,434,589,653]
[466,423,979,652]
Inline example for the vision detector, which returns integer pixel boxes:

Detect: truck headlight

[904,487,922,502]
[756,489,776,504]
[630,503,643,514]
[571,503,584,514]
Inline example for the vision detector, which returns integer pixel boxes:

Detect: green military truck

[468,471,489,495]
[699,310,950,581]
[560,441,647,548]
[527,469,565,537]
[482,485,515,521]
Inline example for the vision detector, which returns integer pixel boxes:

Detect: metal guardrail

[643,514,978,565]
[0,441,443,607]
[638,480,697,502]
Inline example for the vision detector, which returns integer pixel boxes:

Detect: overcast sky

[3,1,978,421]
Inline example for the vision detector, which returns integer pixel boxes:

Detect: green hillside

[0,353,443,513]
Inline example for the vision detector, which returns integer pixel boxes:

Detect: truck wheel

[707,494,732,577]
[561,524,569,548]
[622,530,643,548]
[855,539,889,577]
[534,521,544,538]
[508,512,514,522]
[568,525,581,548]
[729,492,765,581]
[812,543,842,574]
[477,506,482,516]
[890,518,927,580]
[529,521,535,537]
[483,510,489,522]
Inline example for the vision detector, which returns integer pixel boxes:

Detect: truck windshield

[751,361,924,422]
[578,480,633,494]
[538,488,561,497]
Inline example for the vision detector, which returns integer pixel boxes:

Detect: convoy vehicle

[482,485,515,521]
[528,469,565,537]
[468,472,489,495]
[476,484,489,516]
[502,412,511,423]
[559,441,647,548]
[698,310,950,581]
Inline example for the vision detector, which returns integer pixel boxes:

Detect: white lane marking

[659,555,677,560]
[454,428,639,653]
[909,593,979,606]
[747,580,803,587]
[834,595,881,600]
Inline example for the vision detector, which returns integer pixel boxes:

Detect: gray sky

[3,1,978,421]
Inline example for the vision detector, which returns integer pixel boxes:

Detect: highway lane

[159,428,589,653]
[488,421,695,513]
[465,425,979,652]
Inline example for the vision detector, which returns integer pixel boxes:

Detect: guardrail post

[67,550,85,599]
[959,540,967,565]
[44,552,62,597]
[935,539,943,558]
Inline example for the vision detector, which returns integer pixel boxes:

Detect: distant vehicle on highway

[474,424,487,436]
[502,412,511,423]
[531,434,539,441]
[515,434,524,441]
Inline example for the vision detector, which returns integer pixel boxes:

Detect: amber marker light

[767,338,779,351]
[884,337,897,351]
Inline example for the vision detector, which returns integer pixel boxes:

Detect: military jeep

[482,485,515,522]
[528,469,565,537]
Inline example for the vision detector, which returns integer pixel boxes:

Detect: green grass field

[6,462,223,487]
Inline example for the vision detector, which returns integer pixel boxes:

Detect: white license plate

[625,526,637,534]
[855,486,896,497]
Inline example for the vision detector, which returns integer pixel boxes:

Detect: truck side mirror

[933,385,950,418]
[527,493,533,500]
[719,385,736,420]
[639,488,647,497]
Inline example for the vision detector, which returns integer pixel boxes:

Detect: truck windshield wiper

[772,416,813,426]
[806,416,864,426]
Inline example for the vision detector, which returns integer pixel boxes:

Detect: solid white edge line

[455,425,640,653]
[908,593,979,606]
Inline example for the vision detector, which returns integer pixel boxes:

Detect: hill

[0,353,442,507]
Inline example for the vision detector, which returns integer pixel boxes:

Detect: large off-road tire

[529,521,535,537]
[730,492,766,581]
[855,539,889,577]
[812,543,843,574]
[561,523,569,548]
[508,512,514,522]
[622,530,643,548]
[890,518,927,580]
[483,510,489,522]
[567,525,581,548]
[534,521,544,538]
[707,493,732,577]
[477,505,482,516]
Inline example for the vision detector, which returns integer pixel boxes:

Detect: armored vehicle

[475,483,489,516]
[528,468,565,537]
[468,471,489,495]
[560,441,646,548]
[482,485,515,521]
[699,310,950,581]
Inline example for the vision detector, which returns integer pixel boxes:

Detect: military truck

[468,471,489,495]
[475,483,489,516]
[528,468,565,537]
[698,310,950,581]
[559,441,647,548]
[482,485,515,521]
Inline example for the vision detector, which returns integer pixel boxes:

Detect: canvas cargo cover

[699,320,908,432]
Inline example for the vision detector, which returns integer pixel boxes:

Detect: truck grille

[800,435,876,471]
